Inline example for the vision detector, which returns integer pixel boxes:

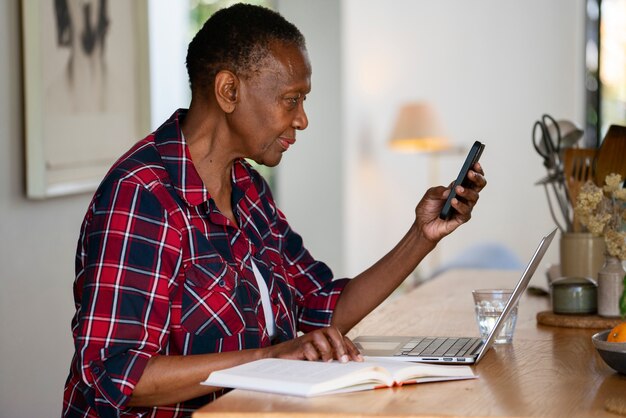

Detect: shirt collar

[155,109,254,207]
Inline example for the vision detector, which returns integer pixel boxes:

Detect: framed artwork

[21,0,151,199]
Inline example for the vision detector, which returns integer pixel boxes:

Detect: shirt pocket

[182,262,245,338]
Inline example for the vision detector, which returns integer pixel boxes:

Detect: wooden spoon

[563,148,597,232]
[595,124,626,186]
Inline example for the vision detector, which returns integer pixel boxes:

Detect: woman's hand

[416,162,487,244]
[266,326,363,363]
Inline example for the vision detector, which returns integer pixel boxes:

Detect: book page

[204,358,392,397]
[363,357,476,383]
[218,358,381,383]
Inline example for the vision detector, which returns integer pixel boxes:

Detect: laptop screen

[475,228,557,362]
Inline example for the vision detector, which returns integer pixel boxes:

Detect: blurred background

[2,0,624,416]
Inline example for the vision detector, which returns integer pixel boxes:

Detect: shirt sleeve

[72,179,182,412]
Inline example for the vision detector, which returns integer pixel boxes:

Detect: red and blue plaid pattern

[63,110,348,417]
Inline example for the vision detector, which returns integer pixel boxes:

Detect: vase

[559,232,605,279]
[597,255,626,318]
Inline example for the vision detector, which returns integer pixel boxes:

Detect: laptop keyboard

[395,337,482,358]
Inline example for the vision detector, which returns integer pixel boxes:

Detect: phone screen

[439,141,484,220]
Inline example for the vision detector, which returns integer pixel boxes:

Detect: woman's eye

[285,95,306,107]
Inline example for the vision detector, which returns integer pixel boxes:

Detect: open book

[202,357,476,397]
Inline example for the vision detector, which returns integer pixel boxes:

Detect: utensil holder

[559,232,605,279]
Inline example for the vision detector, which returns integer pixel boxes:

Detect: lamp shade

[389,102,451,152]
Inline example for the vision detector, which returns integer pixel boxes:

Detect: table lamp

[389,102,452,153]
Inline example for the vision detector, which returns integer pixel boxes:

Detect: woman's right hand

[265,326,363,363]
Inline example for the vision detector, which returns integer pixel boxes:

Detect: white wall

[276,0,345,275]
[148,0,190,129]
[341,0,586,280]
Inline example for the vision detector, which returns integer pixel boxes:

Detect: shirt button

[218,279,226,287]
[272,297,280,305]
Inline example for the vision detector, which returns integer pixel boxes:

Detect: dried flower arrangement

[575,173,626,317]
[575,173,626,260]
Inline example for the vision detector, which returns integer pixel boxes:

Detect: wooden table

[193,269,626,417]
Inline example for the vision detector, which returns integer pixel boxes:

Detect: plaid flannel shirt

[62,109,349,417]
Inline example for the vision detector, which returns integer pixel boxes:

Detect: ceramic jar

[597,255,626,318]
[559,232,605,279]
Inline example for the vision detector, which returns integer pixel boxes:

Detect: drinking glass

[472,289,517,344]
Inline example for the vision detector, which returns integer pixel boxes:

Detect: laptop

[353,228,557,364]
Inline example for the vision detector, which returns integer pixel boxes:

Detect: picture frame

[21,0,151,199]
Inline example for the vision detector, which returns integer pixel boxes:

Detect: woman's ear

[214,70,239,113]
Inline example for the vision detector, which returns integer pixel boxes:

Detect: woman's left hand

[416,162,487,243]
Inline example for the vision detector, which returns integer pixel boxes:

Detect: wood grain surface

[193,269,626,418]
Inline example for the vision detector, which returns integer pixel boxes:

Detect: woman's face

[228,42,311,167]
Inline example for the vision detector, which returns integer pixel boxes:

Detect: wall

[0,1,90,416]
[342,0,586,280]
[276,0,345,275]
[149,0,190,129]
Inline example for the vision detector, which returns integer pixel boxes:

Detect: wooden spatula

[563,148,597,232]
[595,124,626,186]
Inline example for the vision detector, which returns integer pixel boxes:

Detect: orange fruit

[607,322,626,342]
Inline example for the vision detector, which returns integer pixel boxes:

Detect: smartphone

[439,140,485,220]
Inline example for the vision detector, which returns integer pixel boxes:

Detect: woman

[63,4,486,417]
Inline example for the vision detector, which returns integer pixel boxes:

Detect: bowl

[550,276,597,314]
[592,330,626,374]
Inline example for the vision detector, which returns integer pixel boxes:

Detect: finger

[302,341,320,362]
[451,197,472,221]
[310,331,335,362]
[469,171,487,191]
[343,336,364,362]
[455,185,480,206]
[468,166,487,190]
[451,193,475,223]
[324,327,349,363]
[472,161,485,175]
